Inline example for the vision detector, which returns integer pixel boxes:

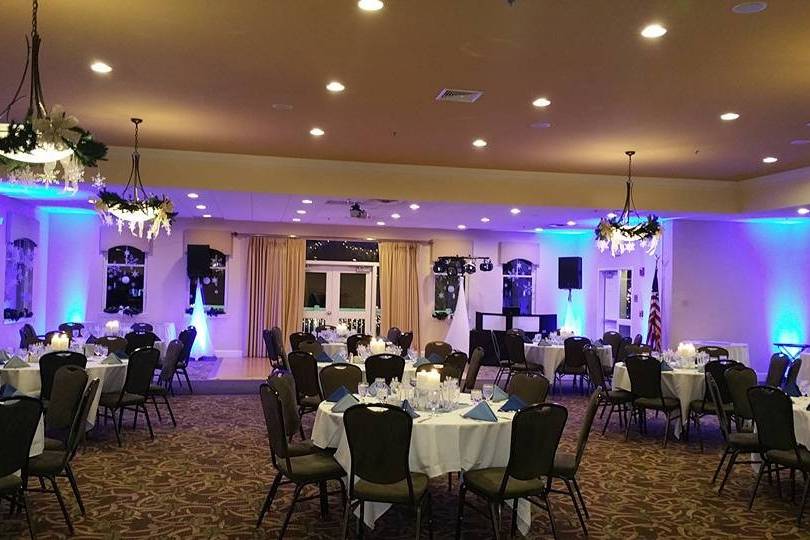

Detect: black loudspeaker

[187,244,210,278]
[558,257,582,289]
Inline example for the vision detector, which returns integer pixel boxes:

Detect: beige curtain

[379,241,420,349]
[245,237,306,357]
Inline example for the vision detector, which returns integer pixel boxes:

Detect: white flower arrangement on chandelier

[595,151,662,257]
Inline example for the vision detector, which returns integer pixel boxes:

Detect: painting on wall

[4,237,36,322]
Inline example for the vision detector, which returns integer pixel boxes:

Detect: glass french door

[600,269,633,337]
[302,263,377,335]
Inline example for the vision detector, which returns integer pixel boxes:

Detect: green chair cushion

[766,447,810,471]
[300,395,322,408]
[287,440,319,457]
[606,389,633,402]
[689,399,733,414]
[99,392,145,408]
[278,451,344,482]
[0,474,22,495]
[463,467,545,499]
[354,473,429,504]
[29,450,67,475]
[634,396,680,412]
[44,437,65,451]
[727,432,761,452]
[552,452,577,479]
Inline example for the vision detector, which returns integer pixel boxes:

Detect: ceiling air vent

[435,88,483,103]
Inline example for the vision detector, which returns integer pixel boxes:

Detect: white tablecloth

[317,361,417,386]
[523,343,613,377]
[792,397,810,448]
[311,394,531,533]
[613,362,705,437]
[689,341,750,367]
[0,357,128,427]
[323,342,348,358]
[797,352,810,386]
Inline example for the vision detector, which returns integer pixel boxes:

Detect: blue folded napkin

[413,357,431,368]
[316,351,332,363]
[660,362,673,372]
[327,386,351,403]
[462,401,497,422]
[331,393,359,413]
[0,384,22,398]
[316,336,327,344]
[492,386,509,402]
[332,352,347,364]
[101,354,123,365]
[401,399,420,418]
[3,356,28,369]
[427,352,444,364]
[498,394,527,412]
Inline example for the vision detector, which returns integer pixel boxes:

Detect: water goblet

[482,384,494,401]
[471,389,482,403]
[428,390,440,416]
[358,382,368,402]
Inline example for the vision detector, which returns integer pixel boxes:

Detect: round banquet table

[798,352,810,386]
[790,396,810,448]
[689,340,750,367]
[612,362,705,437]
[317,361,417,386]
[0,357,127,428]
[310,394,532,534]
[523,343,613,377]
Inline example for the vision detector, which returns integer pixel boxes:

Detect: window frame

[187,248,228,315]
[502,258,536,315]
[103,245,147,315]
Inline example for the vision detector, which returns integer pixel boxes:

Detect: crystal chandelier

[95,119,175,240]
[595,151,662,257]
[0,0,107,193]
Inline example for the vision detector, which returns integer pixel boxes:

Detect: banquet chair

[130,322,153,333]
[316,324,336,336]
[319,363,363,398]
[256,384,346,535]
[457,403,568,540]
[28,378,99,533]
[94,335,128,356]
[424,340,452,361]
[0,395,43,539]
[342,403,432,539]
[58,322,84,338]
[147,339,183,427]
[175,326,197,393]
[783,358,803,394]
[19,323,43,349]
[346,333,371,356]
[299,339,325,358]
[624,354,682,447]
[507,374,550,405]
[601,331,624,363]
[268,372,317,447]
[764,353,791,387]
[365,353,406,385]
[444,351,468,381]
[584,345,633,434]
[415,362,460,382]
[747,385,810,523]
[387,326,402,344]
[98,347,160,446]
[397,331,414,356]
[462,347,484,393]
[39,351,87,403]
[706,373,762,494]
[725,366,757,431]
[501,331,543,388]
[263,329,283,372]
[124,330,159,355]
[270,326,289,370]
[290,331,317,352]
[288,351,323,431]
[697,346,730,360]
[550,390,600,535]
[686,360,738,452]
[556,337,592,394]
[44,366,88,446]
[633,334,643,346]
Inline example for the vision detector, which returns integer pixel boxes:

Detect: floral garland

[94,190,177,239]
[595,215,663,256]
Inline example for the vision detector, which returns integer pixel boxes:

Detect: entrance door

[600,269,633,338]
[302,264,377,335]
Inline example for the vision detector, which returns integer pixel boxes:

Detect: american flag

[646,266,662,352]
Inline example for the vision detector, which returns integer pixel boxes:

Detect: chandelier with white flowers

[95,119,175,240]
[595,151,662,257]
[0,0,107,193]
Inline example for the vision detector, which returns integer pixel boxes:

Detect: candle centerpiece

[336,323,349,337]
[51,332,70,351]
[369,337,386,355]
[105,319,120,336]
[416,369,441,394]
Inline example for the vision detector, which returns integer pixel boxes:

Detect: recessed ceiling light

[409,203,420,210]
[790,139,810,146]
[566,220,577,226]
[457,224,467,230]
[762,156,778,163]
[326,81,345,92]
[187,192,199,199]
[472,138,487,148]
[530,121,552,129]
[310,127,325,137]
[90,61,112,74]
[289,235,297,238]
[534,227,544,232]
[202,214,212,218]
[195,204,207,210]
[365,237,376,241]
[797,208,809,215]
[510,208,521,215]
[532,97,551,108]
[732,2,768,14]
[480,217,490,223]
[357,0,384,11]
[296,209,307,215]
[292,218,301,222]
[641,24,667,39]
[720,112,740,121]
[606,212,617,219]
[376,221,385,226]
[301,199,313,204]
[391,213,401,219]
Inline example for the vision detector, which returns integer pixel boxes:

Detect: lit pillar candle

[369,337,386,355]
[105,320,120,336]
[336,323,348,337]
[416,369,441,393]
[676,342,696,359]
[51,332,70,351]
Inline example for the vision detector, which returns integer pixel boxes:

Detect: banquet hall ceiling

[2,0,810,181]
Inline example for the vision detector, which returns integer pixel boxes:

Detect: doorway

[302,262,378,335]
[599,268,632,338]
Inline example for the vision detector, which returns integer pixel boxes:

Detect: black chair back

[463,347,484,393]
[444,351,468,379]
[584,346,607,390]
[288,351,322,400]
[19,323,40,349]
[706,373,732,443]
[424,341,452,360]
[262,329,277,361]
[725,365,757,421]
[259,383,292,469]
[39,351,87,401]
[299,340,325,357]
[67,378,100,460]
[58,322,84,338]
[765,353,790,387]
[45,365,88,433]
[602,331,623,362]
[178,326,197,364]
[784,358,803,391]
[386,327,402,344]
[346,334,371,356]
[622,343,652,361]
[504,331,527,367]
[0,396,43,479]
[365,353,405,384]
[748,385,798,452]
[95,336,128,355]
[573,391,601,468]
[125,331,159,354]
[131,322,154,333]
[290,332,316,352]
[268,372,301,438]
[397,331,414,356]
[703,360,738,405]
[270,326,287,367]
[503,403,568,489]
[507,374,550,405]
[158,340,184,386]
[124,347,160,396]
[320,363,363,397]
[633,334,643,346]
[698,346,729,360]
[563,336,592,369]
[625,354,664,400]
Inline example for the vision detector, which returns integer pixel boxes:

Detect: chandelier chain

[32,0,38,37]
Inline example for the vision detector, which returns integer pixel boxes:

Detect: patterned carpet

[2,383,810,539]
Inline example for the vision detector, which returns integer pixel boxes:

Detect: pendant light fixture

[595,151,662,256]
[0,0,107,193]
[95,118,175,240]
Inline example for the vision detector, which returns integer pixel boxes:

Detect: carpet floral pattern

[2,388,809,539]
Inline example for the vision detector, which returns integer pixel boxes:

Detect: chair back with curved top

[584,346,607,390]
[290,332,316,352]
[504,331,528,368]
[178,326,197,364]
[706,373,732,443]
[633,334,643,346]
[703,359,738,405]
[424,341,452,360]
[0,396,43,479]
[765,353,790,387]
[444,351,467,379]
[784,358,803,391]
[748,385,798,452]
[259,383,293,468]
[463,347,484,393]
[267,372,301,438]
[299,340,325,357]
[67,378,100,460]
[19,323,41,349]
[95,335,128,355]
[125,331,159,354]
[347,334,371,356]
[263,329,277,361]
[123,347,160,396]
[698,346,729,360]
[39,351,87,401]
[320,363,363,397]
[131,322,154,333]
[386,327,402,344]
[507,374,550,405]
[602,331,623,362]
[344,404,416,502]
[725,365,757,421]
[573,392,601,468]
[366,353,406,384]
[501,403,568,492]
[625,354,664,400]
[397,331,414,356]
[288,351,322,400]
[563,336,592,369]
[158,339,184,386]
[58,322,84,338]
[270,326,287,368]
[45,365,88,433]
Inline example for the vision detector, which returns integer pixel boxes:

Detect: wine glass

[482,384,494,402]
[358,382,368,402]
[471,389,482,403]
[428,390,440,416]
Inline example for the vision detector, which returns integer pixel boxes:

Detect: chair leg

[21,490,35,539]
[798,472,810,524]
[663,412,671,447]
[573,478,589,520]
[694,414,704,453]
[602,403,616,435]
[748,461,767,510]
[488,502,501,540]
[456,484,466,540]
[358,500,366,539]
[624,406,634,441]
[319,480,328,518]
[150,395,163,422]
[544,494,559,539]
[182,369,193,394]
[255,472,282,528]
[112,408,122,446]
[427,492,434,540]
[278,483,303,540]
[64,463,85,516]
[718,451,739,494]
[341,500,354,540]
[414,500,422,540]
[565,479,587,536]
[510,499,518,538]
[163,395,177,427]
[50,476,74,534]
[712,447,731,484]
[141,403,155,440]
